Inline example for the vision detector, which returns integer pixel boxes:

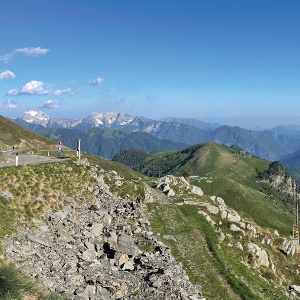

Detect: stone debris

[3,165,204,300]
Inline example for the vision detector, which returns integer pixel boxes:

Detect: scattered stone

[3,166,204,300]
[163,234,177,241]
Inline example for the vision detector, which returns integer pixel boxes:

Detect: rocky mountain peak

[20,110,50,126]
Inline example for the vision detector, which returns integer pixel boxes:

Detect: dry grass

[0,159,95,235]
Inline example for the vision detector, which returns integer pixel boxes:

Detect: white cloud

[0,70,15,81]
[0,47,49,63]
[39,100,58,109]
[7,80,50,95]
[53,88,73,96]
[0,100,17,109]
[15,47,49,57]
[90,77,104,87]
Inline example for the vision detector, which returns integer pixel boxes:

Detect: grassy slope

[0,159,92,299]
[148,202,288,300]
[137,143,293,235]
[0,115,54,150]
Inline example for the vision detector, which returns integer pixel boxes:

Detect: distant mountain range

[34,127,187,159]
[11,110,300,161]
[13,110,212,145]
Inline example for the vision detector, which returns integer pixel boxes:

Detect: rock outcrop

[279,239,297,257]
[155,175,204,198]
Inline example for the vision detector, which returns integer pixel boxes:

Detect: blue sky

[0,0,299,128]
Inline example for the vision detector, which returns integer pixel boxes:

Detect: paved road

[0,150,68,167]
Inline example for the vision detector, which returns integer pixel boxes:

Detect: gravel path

[0,150,68,167]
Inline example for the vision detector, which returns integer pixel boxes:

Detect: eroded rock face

[279,239,296,257]
[3,166,204,300]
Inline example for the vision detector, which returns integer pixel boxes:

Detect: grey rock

[111,234,141,256]
[279,239,296,257]
[27,234,50,247]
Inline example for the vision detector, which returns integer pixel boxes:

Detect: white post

[38,145,40,173]
[78,139,81,160]
[15,152,18,166]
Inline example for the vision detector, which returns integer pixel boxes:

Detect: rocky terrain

[2,160,204,300]
[1,155,300,299]
[152,175,300,299]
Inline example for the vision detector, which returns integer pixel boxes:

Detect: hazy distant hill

[206,126,300,161]
[268,126,300,139]
[160,117,221,130]
[35,127,187,159]
[281,149,300,167]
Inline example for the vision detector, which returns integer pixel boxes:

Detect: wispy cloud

[0,99,17,109]
[15,47,49,57]
[89,77,104,87]
[53,88,73,96]
[0,53,14,64]
[39,100,58,109]
[0,70,15,81]
[7,80,50,95]
[0,47,49,63]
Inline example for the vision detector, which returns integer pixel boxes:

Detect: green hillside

[35,127,187,159]
[134,142,294,235]
[0,115,54,150]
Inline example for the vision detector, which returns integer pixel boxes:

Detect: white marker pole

[15,152,18,166]
[78,139,81,160]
